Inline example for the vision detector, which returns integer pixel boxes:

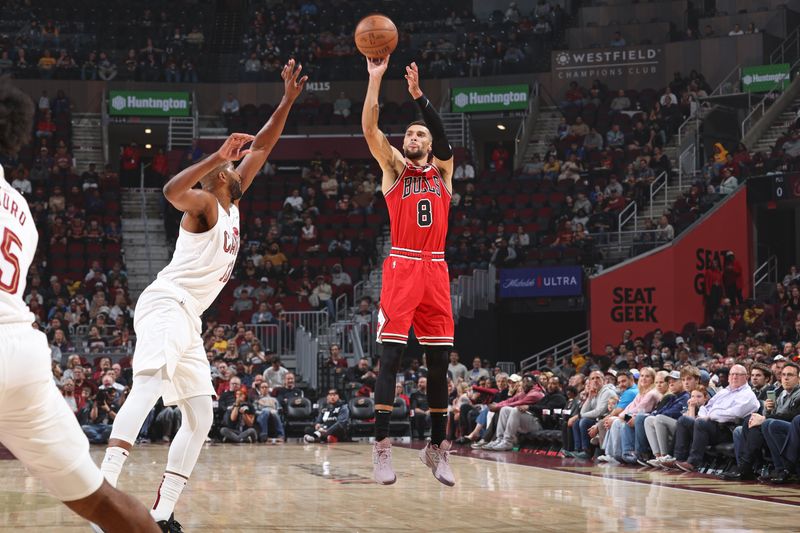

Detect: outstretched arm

[405,62,454,185]
[362,56,404,188]
[163,132,254,216]
[236,59,308,194]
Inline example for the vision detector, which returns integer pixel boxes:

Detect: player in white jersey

[97,60,307,532]
[0,82,159,531]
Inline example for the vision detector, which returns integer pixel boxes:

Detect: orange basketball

[354,14,398,58]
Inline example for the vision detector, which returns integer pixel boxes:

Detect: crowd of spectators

[238,0,565,82]
[0,1,206,82]
[154,155,386,325]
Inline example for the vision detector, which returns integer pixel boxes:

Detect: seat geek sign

[109,91,191,117]
[499,266,583,298]
[451,85,529,112]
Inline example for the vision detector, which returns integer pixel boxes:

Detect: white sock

[100,447,129,487]
[150,472,187,522]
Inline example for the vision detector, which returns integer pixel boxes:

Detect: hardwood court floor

[0,443,798,532]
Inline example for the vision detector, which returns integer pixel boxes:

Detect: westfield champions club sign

[551,45,663,93]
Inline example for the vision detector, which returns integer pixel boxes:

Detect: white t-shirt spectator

[454,163,475,180]
[448,362,468,383]
[222,97,240,114]
[284,194,304,212]
[719,175,738,194]
[11,177,31,195]
[264,365,289,389]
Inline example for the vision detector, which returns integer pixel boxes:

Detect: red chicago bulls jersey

[383,161,451,254]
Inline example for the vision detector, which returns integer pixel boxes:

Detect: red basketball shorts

[376,252,454,346]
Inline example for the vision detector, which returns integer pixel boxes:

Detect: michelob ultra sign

[741,64,790,93]
[109,91,191,116]
[451,84,529,112]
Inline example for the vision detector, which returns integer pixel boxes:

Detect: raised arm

[362,56,405,189]
[163,132,254,216]
[236,59,307,194]
[404,62,454,186]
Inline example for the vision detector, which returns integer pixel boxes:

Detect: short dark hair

[0,82,34,157]
[783,362,800,375]
[751,362,773,380]
[406,120,428,131]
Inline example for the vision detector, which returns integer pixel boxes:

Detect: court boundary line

[458,451,800,510]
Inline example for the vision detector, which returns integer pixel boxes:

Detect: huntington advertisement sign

[589,188,751,353]
[109,91,191,117]
[451,85,529,112]
[499,266,583,298]
[551,45,663,93]
[741,64,790,93]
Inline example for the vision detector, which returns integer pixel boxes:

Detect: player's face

[403,125,432,160]
[226,169,243,200]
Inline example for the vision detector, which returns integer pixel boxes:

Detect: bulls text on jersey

[401,172,443,199]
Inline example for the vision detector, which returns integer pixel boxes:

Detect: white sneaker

[482,439,502,450]
[489,439,514,452]
[596,455,611,463]
[471,439,487,449]
[303,434,316,443]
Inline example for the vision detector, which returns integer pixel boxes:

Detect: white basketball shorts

[133,279,215,406]
[0,322,104,501]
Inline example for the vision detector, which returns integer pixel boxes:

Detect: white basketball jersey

[0,166,37,324]
[156,201,240,312]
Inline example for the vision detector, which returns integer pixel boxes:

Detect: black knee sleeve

[425,346,450,409]
[375,342,405,407]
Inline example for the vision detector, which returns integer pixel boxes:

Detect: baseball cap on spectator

[509,373,522,383]
[605,368,617,377]
[667,370,681,380]
[260,277,269,283]
[630,369,640,380]
[97,306,110,316]
[675,336,685,345]
[698,369,710,384]
[775,355,787,362]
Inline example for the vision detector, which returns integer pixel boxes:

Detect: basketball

[354,14,398,58]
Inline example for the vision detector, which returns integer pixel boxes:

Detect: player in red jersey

[362,56,456,487]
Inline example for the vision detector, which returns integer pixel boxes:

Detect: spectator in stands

[333,91,352,119]
[327,231,351,257]
[560,81,585,110]
[643,369,692,467]
[221,389,258,443]
[483,374,546,451]
[304,389,350,443]
[723,362,800,481]
[310,275,334,317]
[728,24,744,36]
[655,215,674,242]
[331,264,351,289]
[345,357,376,391]
[97,51,117,81]
[718,168,738,194]
[411,377,431,440]
[723,251,744,306]
[221,93,240,128]
[263,243,288,268]
[454,160,476,181]
[251,302,274,325]
[264,357,289,391]
[669,365,759,472]
[37,49,56,79]
[491,143,510,172]
[253,381,283,442]
[468,357,490,384]
[490,238,517,266]
[610,31,626,47]
[324,344,348,370]
[746,23,759,34]
[568,370,617,459]
[448,351,468,384]
[79,389,117,444]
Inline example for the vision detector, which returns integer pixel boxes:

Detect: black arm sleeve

[415,94,453,160]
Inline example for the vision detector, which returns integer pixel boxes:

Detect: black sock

[374,342,405,441]
[431,412,447,446]
[375,410,392,441]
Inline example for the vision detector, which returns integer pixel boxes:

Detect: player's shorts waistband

[389,247,446,262]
